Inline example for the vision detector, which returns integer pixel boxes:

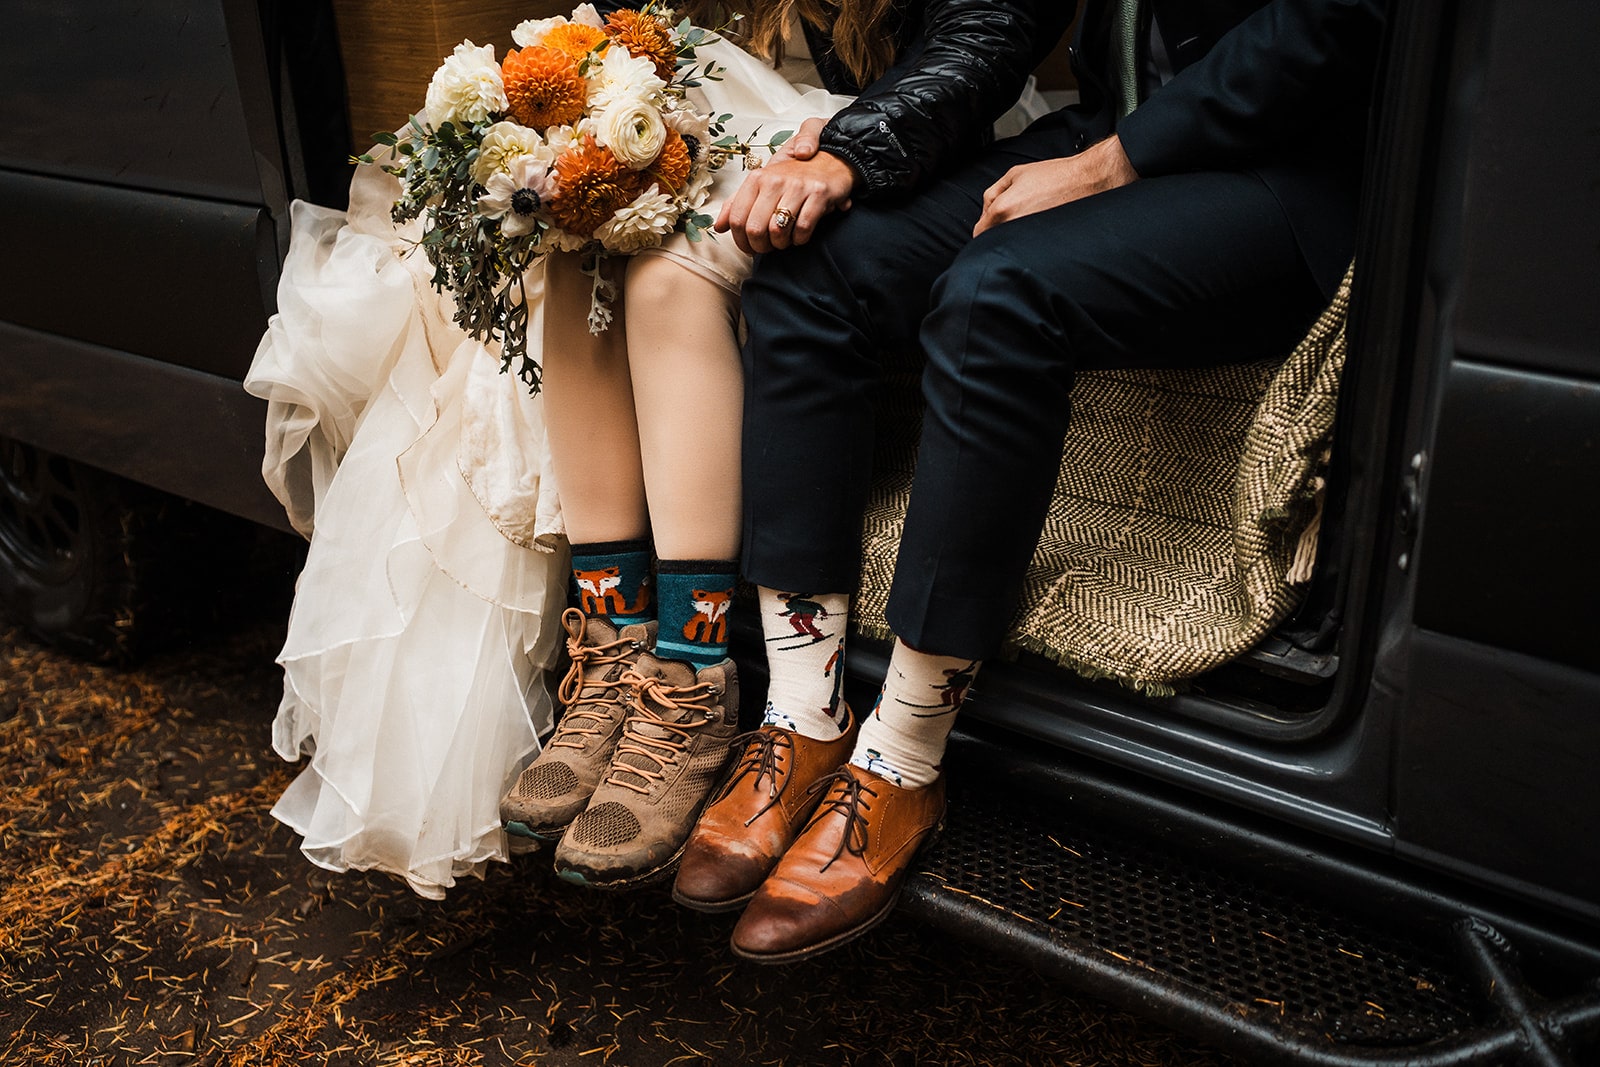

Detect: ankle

[758,587,852,739]
[847,639,980,789]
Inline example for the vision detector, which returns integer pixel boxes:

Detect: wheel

[0,437,148,663]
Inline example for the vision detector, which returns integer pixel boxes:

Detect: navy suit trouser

[739,115,1328,660]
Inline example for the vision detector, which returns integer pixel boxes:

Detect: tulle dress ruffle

[245,173,569,898]
[243,36,854,898]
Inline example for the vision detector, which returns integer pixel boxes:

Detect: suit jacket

[1070,0,1386,296]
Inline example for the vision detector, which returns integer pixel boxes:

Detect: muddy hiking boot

[553,653,739,889]
[500,609,654,841]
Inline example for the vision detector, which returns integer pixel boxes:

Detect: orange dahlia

[605,10,678,82]
[502,46,587,129]
[648,130,693,192]
[549,137,647,237]
[542,22,608,62]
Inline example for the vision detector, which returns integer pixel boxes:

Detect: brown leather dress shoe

[672,709,858,913]
[729,764,944,963]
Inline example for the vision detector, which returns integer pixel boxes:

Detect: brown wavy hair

[678,1,899,87]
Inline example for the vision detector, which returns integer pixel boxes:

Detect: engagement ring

[772,208,795,230]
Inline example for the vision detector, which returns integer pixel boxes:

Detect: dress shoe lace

[803,769,877,872]
[604,670,720,796]
[709,728,792,824]
[549,608,642,752]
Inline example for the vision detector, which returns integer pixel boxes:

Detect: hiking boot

[500,609,654,841]
[553,654,739,889]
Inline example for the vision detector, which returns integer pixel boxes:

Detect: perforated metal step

[901,735,1600,1066]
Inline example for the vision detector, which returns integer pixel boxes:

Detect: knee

[624,254,737,333]
[925,241,1082,375]
[743,206,904,321]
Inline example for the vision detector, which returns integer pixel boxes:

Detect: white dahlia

[595,184,679,253]
[471,122,552,186]
[585,45,666,112]
[424,41,508,128]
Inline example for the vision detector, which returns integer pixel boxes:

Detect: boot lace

[549,608,642,752]
[708,728,792,825]
[603,669,721,795]
[803,769,878,873]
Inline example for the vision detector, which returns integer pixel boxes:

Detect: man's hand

[974,135,1139,237]
[778,115,826,162]
[714,117,857,254]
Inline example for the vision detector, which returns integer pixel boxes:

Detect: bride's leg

[543,253,653,626]
[622,255,742,560]
[543,254,650,544]
[622,253,742,667]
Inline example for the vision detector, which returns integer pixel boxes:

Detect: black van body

[1,1,1595,1062]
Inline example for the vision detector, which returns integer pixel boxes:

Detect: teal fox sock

[570,539,654,628]
[654,560,738,669]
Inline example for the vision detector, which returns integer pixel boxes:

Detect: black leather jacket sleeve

[817,0,1072,199]
[1117,0,1385,177]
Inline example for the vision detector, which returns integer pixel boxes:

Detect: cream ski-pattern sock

[757,587,851,739]
[850,639,980,788]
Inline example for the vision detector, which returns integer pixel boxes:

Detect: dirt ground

[0,607,1238,1067]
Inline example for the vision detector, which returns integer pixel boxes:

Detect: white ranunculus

[570,4,605,28]
[477,154,561,238]
[544,124,580,157]
[511,16,565,48]
[425,41,508,128]
[586,45,666,112]
[595,184,679,253]
[471,122,553,186]
[595,100,668,170]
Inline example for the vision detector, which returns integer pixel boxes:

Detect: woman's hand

[973,135,1139,237]
[715,118,858,254]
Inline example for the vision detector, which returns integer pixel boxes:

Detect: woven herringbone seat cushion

[853,270,1352,692]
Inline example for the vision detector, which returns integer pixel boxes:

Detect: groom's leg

[739,123,1082,595]
[885,169,1328,659]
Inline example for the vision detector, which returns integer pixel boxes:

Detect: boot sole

[554,840,688,891]
[504,819,571,842]
[670,885,758,914]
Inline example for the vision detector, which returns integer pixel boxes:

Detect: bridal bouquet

[359,4,786,394]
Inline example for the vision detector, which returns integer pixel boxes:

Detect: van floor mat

[903,736,1600,1066]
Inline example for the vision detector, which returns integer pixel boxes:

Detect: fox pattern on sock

[574,566,651,618]
[682,589,731,645]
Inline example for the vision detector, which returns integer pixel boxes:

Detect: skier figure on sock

[775,592,833,642]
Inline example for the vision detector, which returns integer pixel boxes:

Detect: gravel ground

[0,600,1238,1067]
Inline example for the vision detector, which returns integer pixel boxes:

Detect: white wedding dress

[243,37,862,899]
